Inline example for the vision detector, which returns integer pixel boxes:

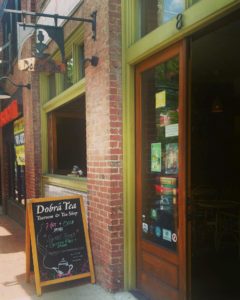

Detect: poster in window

[165,143,178,174]
[165,123,179,137]
[14,118,25,166]
[151,143,161,172]
[155,177,177,196]
[158,176,177,211]
[159,109,178,127]
[155,90,166,108]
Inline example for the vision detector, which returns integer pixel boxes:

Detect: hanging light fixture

[0,76,31,100]
[211,97,223,113]
[0,87,10,100]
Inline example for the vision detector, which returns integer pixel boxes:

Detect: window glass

[1,0,21,73]
[48,96,86,176]
[191,0,200,4]
[64,56,74,89]
[139,0,200,37]
[141,56,179,251]
[79,44,85,79]
[6,119,26,207]
[48,73,56,99]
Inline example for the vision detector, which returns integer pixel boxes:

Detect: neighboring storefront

[0,100,26,220]
[1,1,240,300]
[0,0,39,225]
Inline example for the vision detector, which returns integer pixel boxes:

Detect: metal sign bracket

[4,9,97,63]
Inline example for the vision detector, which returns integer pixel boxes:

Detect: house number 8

[176,13,183,30]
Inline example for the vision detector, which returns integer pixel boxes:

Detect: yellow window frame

[40,25,86,192]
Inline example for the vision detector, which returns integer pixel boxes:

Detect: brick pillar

[84,0,123,292]
[0,125,12,213]
[23,70,42,199]
[22,1,42,199]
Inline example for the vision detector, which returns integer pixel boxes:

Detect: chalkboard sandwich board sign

[26,196,95,296]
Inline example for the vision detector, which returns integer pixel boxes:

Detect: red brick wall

[38,0,124,290]
[34,0,123,291]
[84,0,123,292]
[23,72,42,199]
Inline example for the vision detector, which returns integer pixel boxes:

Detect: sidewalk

[0,214,137,300]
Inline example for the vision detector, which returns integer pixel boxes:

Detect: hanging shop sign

[18,57,66,73]
[14,118,25,166]
[4,9,97,64]
[26,196,95,296]
[0,100,19,127]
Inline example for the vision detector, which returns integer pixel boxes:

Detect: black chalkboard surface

[26,196,95,296]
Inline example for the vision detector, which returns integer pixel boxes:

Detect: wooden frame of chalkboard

[26,196,95,296]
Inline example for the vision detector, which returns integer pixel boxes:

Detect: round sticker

[172,233,177,243]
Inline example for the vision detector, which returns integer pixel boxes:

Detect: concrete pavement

[0,214,137,300]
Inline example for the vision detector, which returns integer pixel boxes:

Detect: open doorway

[190,13,240,300]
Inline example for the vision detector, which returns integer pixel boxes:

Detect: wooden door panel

[141,272,179,300]
[142,240,178,264]
[142,251,178,288]
[136,41,187,300]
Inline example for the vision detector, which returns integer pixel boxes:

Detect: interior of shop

[190,13,240,300]
[47,96,86,176]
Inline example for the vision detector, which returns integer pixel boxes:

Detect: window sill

[43,78,85,113]
[42,174,87,193]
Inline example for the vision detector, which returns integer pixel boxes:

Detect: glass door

[136,41,187,300]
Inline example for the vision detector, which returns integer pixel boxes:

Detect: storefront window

[79,44,85,79]
[1,0,21,73]
[44,26,85,101]
[48,73,56,99]
[139,0,200,37]
[141,56,179,251]
[13,118,26,206]
[64,56,74,89]
[48,96,86,177]
[42,26,86,182]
